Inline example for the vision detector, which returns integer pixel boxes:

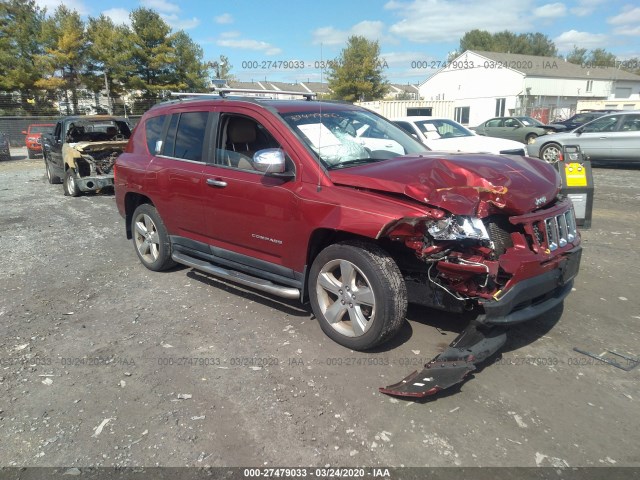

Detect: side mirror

[21,130,27,135]
[574,127,583,135]
[253,148,293,178]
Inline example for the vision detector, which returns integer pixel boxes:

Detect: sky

[35,0,640,85]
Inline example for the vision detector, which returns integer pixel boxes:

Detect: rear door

[148,110,211,242]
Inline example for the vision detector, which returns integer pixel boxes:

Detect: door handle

[206,178,227,188]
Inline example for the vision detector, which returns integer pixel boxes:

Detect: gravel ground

[0,148,639,468]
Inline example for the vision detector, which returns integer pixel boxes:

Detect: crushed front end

[380,196,582,398]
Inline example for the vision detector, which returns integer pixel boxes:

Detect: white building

[418,50,640,126]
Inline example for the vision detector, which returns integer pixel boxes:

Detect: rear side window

[163,111,209,161]
[145,115,166,154]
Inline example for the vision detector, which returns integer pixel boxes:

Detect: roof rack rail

[170,88,316,101]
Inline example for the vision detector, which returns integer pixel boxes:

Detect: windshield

[29,125,54,134]
[279,108,427,169]
[414,119,473,139]
[64,119,132,142]
[517,116,544,127]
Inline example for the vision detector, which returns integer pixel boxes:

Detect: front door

[201,109,300,271]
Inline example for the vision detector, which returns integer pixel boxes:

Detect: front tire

[309,241,407,350]
[540,143,562,164]
[27,149,35,159]
[131,204,176,271]
[63,168,81,196]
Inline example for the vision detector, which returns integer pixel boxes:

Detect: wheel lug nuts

[341,300,345,305]
[349,303,353,308]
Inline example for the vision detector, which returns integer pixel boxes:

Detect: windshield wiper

[328,158,386,170]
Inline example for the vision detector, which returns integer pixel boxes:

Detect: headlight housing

[427,215,490,241]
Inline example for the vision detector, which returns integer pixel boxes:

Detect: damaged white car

[42,116,131,196]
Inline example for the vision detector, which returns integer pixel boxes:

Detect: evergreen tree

[327,36,388,102]
[36,5,87,114]
[172,30,208,92]
[86,14,133,112]
[0,0,51,112]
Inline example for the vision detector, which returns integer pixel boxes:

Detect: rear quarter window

[145,115,166,154]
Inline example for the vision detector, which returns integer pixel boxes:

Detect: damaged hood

[70,140,128,153]
[329,153,560,216]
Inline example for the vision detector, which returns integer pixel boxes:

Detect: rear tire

[63,168,81,196]
[131,204,176,272]
[526,133,538,144]
[46,161,61,184]
[308,241,407,351]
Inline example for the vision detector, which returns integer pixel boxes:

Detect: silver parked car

[527,111,640,163]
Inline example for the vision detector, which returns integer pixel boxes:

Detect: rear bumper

[479,246,582,325]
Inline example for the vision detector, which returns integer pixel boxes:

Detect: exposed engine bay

[64,141,127,177]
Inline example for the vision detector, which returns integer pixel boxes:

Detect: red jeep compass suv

[115,90,581,397]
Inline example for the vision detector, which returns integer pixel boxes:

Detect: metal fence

[0,91,159,146]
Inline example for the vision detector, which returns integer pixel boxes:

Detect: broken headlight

[427,215,490,241]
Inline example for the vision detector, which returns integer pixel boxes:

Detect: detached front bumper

[75,175,114,192]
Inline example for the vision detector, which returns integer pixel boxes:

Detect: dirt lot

[0,148,639,469]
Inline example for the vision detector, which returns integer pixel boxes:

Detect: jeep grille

[542,210,577,251]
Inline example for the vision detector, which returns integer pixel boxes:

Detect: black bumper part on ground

[379,322,507,398]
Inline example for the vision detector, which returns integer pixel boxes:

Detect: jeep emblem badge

[534,196,547,207]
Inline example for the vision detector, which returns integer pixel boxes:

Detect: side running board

[171,251,300,300]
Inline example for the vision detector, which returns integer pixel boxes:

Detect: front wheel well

[302,229,393,303]
[124,192,154,239]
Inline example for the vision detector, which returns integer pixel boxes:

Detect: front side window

[217,115,282,171]
[581,115,620,133]
[279,108,425,169]
[619,114,640,131]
